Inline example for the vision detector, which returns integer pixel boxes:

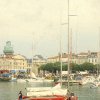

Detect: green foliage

[71,64,80,72]
[62,64,67,70]
[39,62,96,74]
[39,64,46,70]
[81,62,94,71]
[94,64,100,73]
[39,62,67,73]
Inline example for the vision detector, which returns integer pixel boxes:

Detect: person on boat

[68,92,78,100]
[18,91,23,100]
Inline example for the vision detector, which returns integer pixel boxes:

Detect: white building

[88,52,98,65]
[0,54,29,71]
[32,55,47,75]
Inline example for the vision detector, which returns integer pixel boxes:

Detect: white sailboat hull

[27,89,67,97]
[27,87,52,92]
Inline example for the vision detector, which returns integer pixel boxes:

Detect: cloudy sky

[0,0,100,58]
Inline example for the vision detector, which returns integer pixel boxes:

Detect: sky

[0,0,100,58]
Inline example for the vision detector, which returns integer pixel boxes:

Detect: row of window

[0,62,25,66]
[71,58,97,64]
[0,66,27,69]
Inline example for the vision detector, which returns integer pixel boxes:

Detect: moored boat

[18,95,66,100]
[0,73,11,81]
[26,83,67,97]
[79,76,95,85]
[0,77,11,81]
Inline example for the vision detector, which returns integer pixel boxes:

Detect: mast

[67,0,77,89]
[67,0,70,90]
[60,28,63,87]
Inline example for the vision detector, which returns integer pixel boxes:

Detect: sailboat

[26,83,67,97]
[18,0,78,100]
[65,0,78,100]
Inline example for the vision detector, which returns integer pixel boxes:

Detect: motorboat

[0,73,11,81]
[90,83,98,88]
[90,79,100,88]
[79,76,95,85]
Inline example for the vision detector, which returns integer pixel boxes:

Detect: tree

[81,62,94,72]
[39,62,95,74]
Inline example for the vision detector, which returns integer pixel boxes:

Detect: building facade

[0,54,29,71]
[47,51,100,65]
[32,55,47,75]
[0,41,30,72]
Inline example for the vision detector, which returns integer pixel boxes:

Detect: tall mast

[60,11,62,87]
[67,0,70,89]
[67,0,77,89]
[60,27,62,87]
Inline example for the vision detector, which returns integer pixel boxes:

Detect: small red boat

[21,95,66,100]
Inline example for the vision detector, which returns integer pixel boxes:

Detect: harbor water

[0,82,100,100]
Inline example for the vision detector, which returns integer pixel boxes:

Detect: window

[95,59,97,63]
[92,59,93,63]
